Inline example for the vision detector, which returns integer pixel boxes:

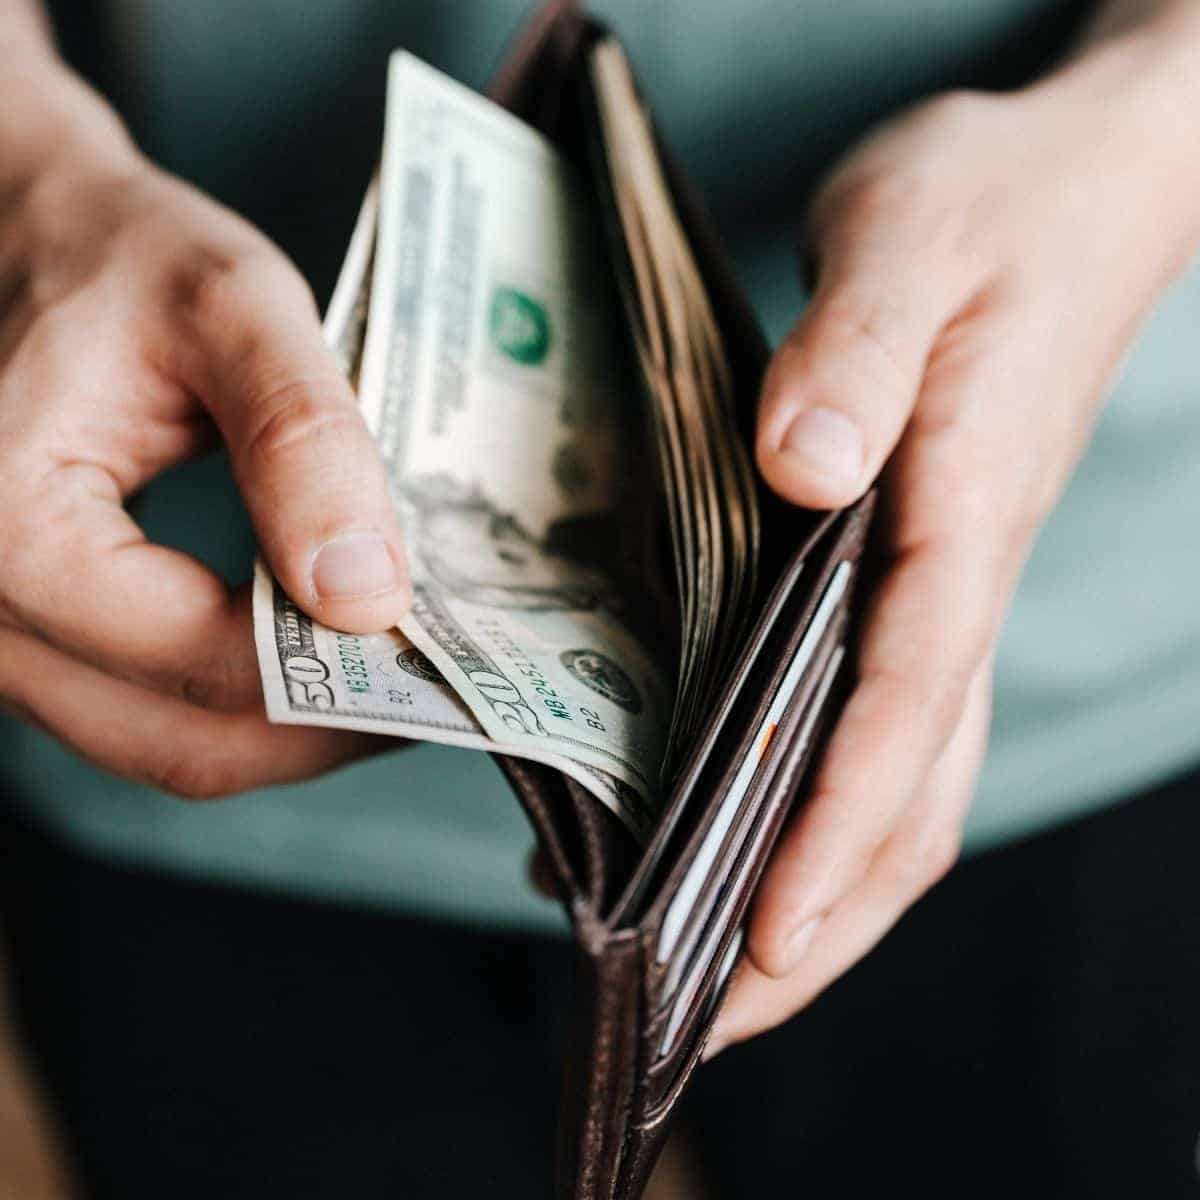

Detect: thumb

[184,252,410,634]
[756,225,971,510]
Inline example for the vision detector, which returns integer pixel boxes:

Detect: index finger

[2,462,261,711]
[747,524,998,979]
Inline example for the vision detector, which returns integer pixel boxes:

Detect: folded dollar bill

[255,51,753,836]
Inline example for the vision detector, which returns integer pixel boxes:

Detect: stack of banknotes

[253,50,757,837]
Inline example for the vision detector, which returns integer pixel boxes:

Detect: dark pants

[5,766,1200,1199]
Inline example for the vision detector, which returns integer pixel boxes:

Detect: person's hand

[0,64,409,796]
[709,24,1200,1054]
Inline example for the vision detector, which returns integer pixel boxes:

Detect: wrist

[0,50,140,196]
[1022,15,1200,277]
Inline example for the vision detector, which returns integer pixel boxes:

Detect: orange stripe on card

[759,722,778,759]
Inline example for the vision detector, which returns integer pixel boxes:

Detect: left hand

[708,20,1200,1055]
[0,57,407,798]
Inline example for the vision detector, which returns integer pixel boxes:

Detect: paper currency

[255,49,763,839]
[590,40,759,771]
[253,564,655,835]
[358,53,671,801]
[251,212,656,839]
[324,176,378,383]
[254,53,672,835]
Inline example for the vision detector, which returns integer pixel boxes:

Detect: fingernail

[780,408,862,491]
[312,531,400,600]
[777,915,823,975]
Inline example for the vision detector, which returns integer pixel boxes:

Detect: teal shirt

[6,0,1199,931]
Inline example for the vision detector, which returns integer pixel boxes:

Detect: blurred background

[22,1,1199,1197]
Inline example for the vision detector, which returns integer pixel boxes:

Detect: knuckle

[919,88,1001,137]
[911,465,1012,588]
[928,452,978,513]
[818,288,913,395]
[1003,453,1063,539]
[830,168,925,233]
[0,485,61,613]
[151,749,242,801]
[914,826,962,890]
[241,387,357,471]
[170,246,253,330]
[0,695,40,730]
[925,654,983,741]
[812,155,941,250]
[169,242,311,337]
[940,456,1005,537]
[889,825,961,896]
[178,651,257,713]
[1,467,107,612]
[2,500,42,582]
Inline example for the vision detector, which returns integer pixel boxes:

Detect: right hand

[0,64,409,798]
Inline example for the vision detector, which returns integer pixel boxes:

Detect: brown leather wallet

[485,4,875,1196]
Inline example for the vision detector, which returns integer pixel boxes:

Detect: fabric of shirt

[5,0,1198,932]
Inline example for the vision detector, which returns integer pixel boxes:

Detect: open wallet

[482,4,876,1197]
[252,1,875,1195]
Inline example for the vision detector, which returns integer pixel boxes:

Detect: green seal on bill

[489,287,551,365]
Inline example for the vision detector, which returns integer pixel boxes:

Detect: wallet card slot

[658,911,749,1062]
[650,610,847,1023]
[654,644,845,1061]
[606,521,836,928]
[655,561,851,968]
[638,537,854,984]
[604,930,745,1198]
[620,494,873,933]
[636,645,848,1120]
